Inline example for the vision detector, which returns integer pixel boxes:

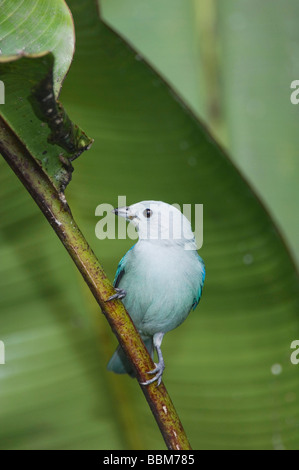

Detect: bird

[106,200,205,386]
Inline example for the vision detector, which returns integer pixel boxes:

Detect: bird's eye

[143,208,153,218]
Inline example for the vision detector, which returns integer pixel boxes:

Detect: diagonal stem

[0,117,192,451]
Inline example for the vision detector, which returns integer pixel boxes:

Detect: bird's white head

[114,201,197,249]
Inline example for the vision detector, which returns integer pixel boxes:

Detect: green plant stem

[0,117,192,451]
[193,0,226,144]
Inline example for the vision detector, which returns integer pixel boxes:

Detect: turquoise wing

[192,255,206,310]
[113,244,136,288]
[113,255,127,288]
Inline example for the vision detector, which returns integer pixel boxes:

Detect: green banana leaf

[101,0,299,267]
[0,0,299,450]
[0,0,74,90]
[216,0,299,267]
[0,0,92,191]
[101,0,204,117]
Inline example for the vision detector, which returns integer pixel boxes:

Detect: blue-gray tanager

[107,201,205,385]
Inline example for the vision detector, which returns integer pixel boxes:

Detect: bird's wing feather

[192,286,202,310]
[192,255,206,310]
[113,244,136,288]
[113,255,127,288]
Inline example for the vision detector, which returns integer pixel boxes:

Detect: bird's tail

[107,337,154,378]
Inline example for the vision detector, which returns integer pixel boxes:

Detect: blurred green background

[0,0,299,450]
[101,0,299,268]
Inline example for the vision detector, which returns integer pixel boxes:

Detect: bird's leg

[106,288,127,302]
[141,332,165,386]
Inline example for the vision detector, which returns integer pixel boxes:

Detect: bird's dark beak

[112,206,131,219]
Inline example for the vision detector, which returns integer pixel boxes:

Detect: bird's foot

[106,288,127,302]
[140,360,165,387]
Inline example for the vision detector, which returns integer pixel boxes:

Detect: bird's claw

[140,361,165,387]
[106,288,127,302]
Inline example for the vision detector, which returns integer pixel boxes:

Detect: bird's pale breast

[118,241,204,337]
